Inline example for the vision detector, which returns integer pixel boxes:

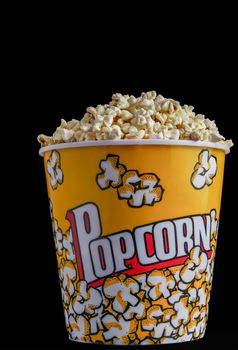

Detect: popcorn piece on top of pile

[37,91,233,148]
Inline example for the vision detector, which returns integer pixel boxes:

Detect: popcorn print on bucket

[118,171,164,208]
[96,154,126,189]
[96,154,164,208]
[47,150,64,190]
[191,149,217,189]
[50,204,219,345]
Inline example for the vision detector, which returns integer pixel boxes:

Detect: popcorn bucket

[39,140,229,345]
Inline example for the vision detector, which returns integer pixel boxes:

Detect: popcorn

[46,151,63,190]
[117,170,140,200]
[163,128,180,140]
[210,209,218,241]
[103,125,124,140]
[134,274,150,297]
[64,307,70,329]
[120,110,134,121]
[118,171,164,207]
[142,306,175,339]
[52,218,63,256]
[187,287,197,303]
[192,308,207,338]
[170,297,191,328]
[168,290,183,305]
[141,305,163,331]
[96,155,164,208]
[89,306,105,334]
[139,338,156,345]
[153,321,175,339]
[49,199,53,219]
[197,282,208,308]
[179,247,208,289]
[37,134,54,147]
[141,91,157,100]
[96,155,126,189]
[186,306,200,333]
[62,229,76,261]
[205,260,213,285]
[147,269,176,300]
[53,127,75,142]
[38,91,233,148]
[68,315,90,341]
[103,274,140,313]
[172,332,193,343]
[72,283,102,315]
[102,314,138,344]
[59,260,77,304]
[110,93,130,109]
[123,298,150,320]
[191,149,217,189]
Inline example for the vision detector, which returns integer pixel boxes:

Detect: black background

[2,4,238,350]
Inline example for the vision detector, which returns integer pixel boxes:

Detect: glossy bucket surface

[40,141,226,345]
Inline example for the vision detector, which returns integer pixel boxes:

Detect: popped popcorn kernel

[38,91,233,148]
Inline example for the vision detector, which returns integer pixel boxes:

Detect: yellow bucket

[39,140,229,345]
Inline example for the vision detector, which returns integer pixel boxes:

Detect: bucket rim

[39,139,230,156]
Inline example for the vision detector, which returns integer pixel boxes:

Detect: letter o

[153,221,176,261]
